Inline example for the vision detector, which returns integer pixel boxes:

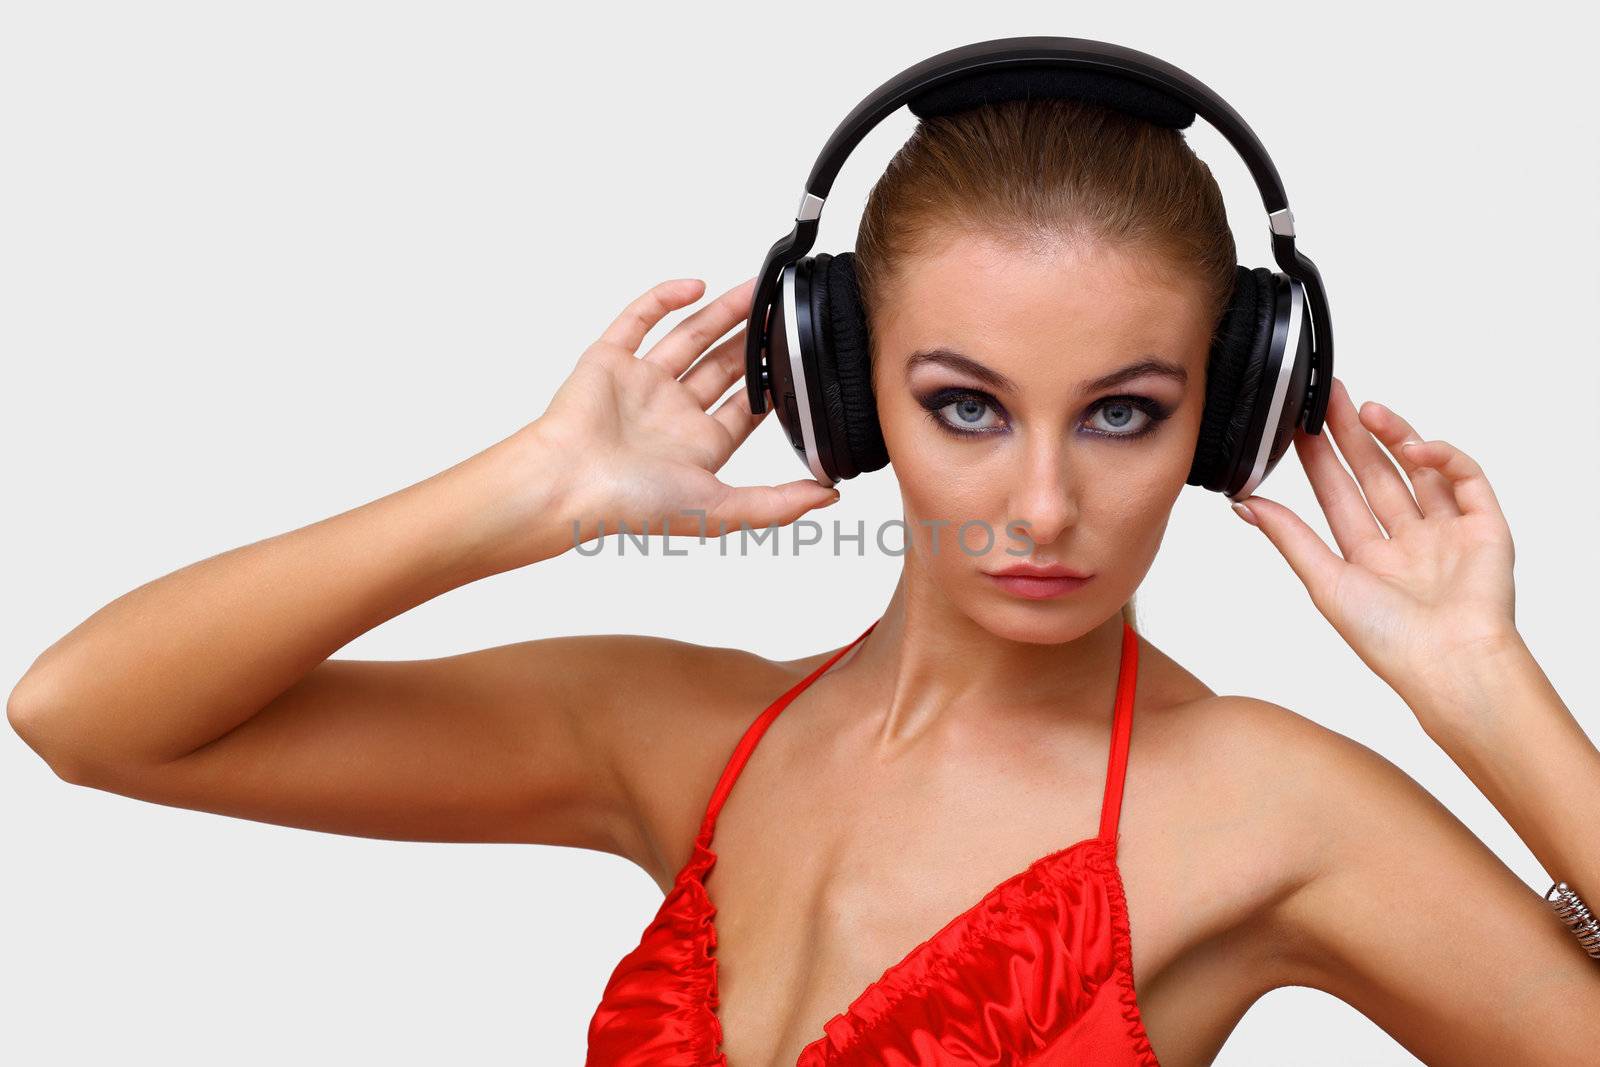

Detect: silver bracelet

[1545,881,1600,959]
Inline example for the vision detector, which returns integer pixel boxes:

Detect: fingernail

[1231,501,1259,527]
[1401,439,1422,450]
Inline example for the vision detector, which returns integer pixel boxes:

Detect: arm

[1234,376,1600,1059]
[1266,707,1600,1064]
[4,426,645,848]
[1238,375,1600,905]
[7,431,570,776]
[6,276,837,864]
[1404,634,1600,920]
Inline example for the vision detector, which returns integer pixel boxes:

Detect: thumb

[708,479,841,531]
[1233,494,1345,603]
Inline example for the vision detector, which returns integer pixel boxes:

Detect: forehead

[876,230,1214,383]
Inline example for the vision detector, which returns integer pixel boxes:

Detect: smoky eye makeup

[917,386,1010,436]
[1080,394,1175,440]
[912,385,1175,441]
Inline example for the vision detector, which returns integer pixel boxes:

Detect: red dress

[586,619,1160,1066]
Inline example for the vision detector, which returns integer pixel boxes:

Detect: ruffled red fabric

[586,621,1159,1066]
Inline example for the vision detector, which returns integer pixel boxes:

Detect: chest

[698,751,1288,1066]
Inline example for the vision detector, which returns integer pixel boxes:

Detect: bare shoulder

[568,629,834,890]
[1161,682,1438,886]
[1158,687,1600,1060]
[1125,642,1447,990]
[1147,679,1513,987]
[1181,688,1459,892]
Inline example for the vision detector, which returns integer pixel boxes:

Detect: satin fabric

[587,620,1159,1066]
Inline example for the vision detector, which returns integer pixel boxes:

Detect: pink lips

[983,563,1093,600]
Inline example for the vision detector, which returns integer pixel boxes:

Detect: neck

[833,569,1130,755]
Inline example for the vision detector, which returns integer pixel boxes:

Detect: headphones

[742,36,1333,502]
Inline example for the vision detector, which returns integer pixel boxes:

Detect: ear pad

[807,251,889,479]
[1188,265,1278,492]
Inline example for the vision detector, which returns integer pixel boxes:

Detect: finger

[704,478,840,532]
[1397,439,1507,522]
[709,386,769,455]
[1233,494,1348,608]
[1292,422,1385,555]
[597,278,707,353]
[1324,376,1423,536]
[1356,399,1461,519]
[679,325,748,410]
[641,276,758,378]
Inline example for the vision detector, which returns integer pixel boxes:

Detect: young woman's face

[870,230,1217,642]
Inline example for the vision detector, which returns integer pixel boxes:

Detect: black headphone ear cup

[1188,265,1278,492]
[809,251,888,479]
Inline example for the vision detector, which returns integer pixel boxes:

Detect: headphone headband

[803,37,1288,213]
[744,36,1331,436]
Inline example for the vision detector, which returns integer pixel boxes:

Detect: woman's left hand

[1232,375,1519,705]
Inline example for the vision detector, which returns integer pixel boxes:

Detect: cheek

[1083,433,1189,517]
[882,433,1009,564]
[896,449,1012,554]
[1083,394,1202,506]
[1074,452,1185,582]
[877,381,1010,510]
[1086,475,1175,549]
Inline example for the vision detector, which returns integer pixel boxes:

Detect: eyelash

[916,387,1173,442]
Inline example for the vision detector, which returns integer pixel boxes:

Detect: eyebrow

[904,347,1188,395]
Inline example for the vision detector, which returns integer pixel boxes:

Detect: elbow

[7,668,98,785]
[7,665,57,755]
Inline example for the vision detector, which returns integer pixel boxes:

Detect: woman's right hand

[476,276,844,569]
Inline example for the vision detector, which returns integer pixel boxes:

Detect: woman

[8,95,1597,1065]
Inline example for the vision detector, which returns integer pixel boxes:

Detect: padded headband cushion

[811,252,888,478]
[907,67,1196,128]
[1189,265,1277,491]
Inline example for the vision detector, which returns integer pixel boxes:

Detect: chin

[962,592,1118,645]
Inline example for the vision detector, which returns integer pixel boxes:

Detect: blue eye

[916,387,1172,442]
[937,394,1004,432]
[1084,397,1164,438]
[916,387,1008,436]
[1082,395,1174,440]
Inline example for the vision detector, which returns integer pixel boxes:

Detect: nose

[1007,434,1079,547]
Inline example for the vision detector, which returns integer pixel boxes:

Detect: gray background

[3,2,1596,1064]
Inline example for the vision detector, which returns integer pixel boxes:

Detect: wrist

[1407,627,1539,742]
[416,420,596,583]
